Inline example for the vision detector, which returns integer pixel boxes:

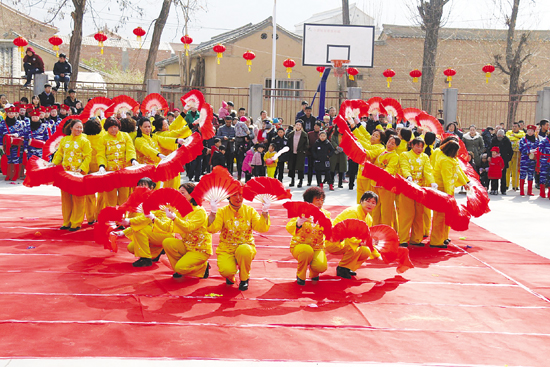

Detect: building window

[265,78,302,98]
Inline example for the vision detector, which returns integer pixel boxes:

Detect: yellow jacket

[329,204,378,255]
[135,134,178,164]
[396,139,408,155]
[158,114,192,140]
[85,132,105,173]
[433,155,469,195]
[286,208,331,250]
[97,131,137,171]
[52,134,92,174]
[123,210,173,236]
[207,204,270,253]
[264,151,278,167]
[373,150,399,186]
[506,130,526,151]
[398,150,435,187]
[155,205,213,255]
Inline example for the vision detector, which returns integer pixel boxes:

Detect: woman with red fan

[286,187,331,285]
[326,191,380,279]
[372,135,400,230]
[161,183,213,279]
[51,119,92,231]
[430,140,470,248]
[97,117,138,207]
[207,189,271,291]
[83,118,105,225]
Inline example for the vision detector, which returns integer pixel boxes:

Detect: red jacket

[488,155,504,179]
[23,49,45,73]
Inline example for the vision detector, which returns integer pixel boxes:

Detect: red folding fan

[466,180,490,218]
[153,132,203,182]
[53,171,87,196]
[331,218,371,243]
[180,89,206,111]
[23,156,64,187]
[333,115,352,135]
[81,97,111,119]
[417,112,444,137]
[82,170,120,195]
[282,201,332,238]
[338,100,370,121]
[104,95,140,118]
[118,186,153,213]
[370,224,413,273]
[140,93,169,117]
[382,98,403,122]
[108,232,119,253]
[43,115,79,158]
[196,103,216,140]
[366,97,387,115]
[142,188,193,217]
[242,176,292,203]
[340,130,367,164]
[402,108,422,126]
[95,206,125,250]
[458,156,480,181]
[190,165,242,206]
[116,163,156,188]
[361,160,399,191]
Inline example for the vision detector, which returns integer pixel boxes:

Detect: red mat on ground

[1,194,550,365]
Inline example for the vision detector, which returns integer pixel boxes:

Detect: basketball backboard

[302,23,375,68]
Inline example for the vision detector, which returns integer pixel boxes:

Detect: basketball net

[331,59,349,78]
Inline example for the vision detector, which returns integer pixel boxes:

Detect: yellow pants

[163,238,210,277]
[507,151,520,188]
[430,211,449,247]
[325,241,373,271]
[127,225,172,259]
[372,187,397,230]
[290,244,327,280]
[267,166,276,178]
[216,244,256,282]
[85,194,97,222]
[61,190,86,228]
[398,194,425,244]
[423,207,432,237]
[105,187,130,207]
[356,178,371,204]
[162,174,180,189]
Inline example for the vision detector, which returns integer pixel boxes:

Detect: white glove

[407,176,413,182]
[431,183,438,189]
[12,133,18,138]
[165,208,176,220]
[297,216,309,227]
[158,154,166,160]
[145,212,156,221]
[120,218,130,227]
[98,167,106,174]
[152,107,157,116]
[111,231,125,237]
[262,201,271,213]
[99,110,105,120]
[183,104,190,113]
[121,111,127,118]
[132,160,139,166]
[177,138,184,145]
[210,200,218,213]
[530,149,537,153]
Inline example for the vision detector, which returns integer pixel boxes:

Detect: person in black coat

[481,127,494,151]
[491,129,513,194]
[271,128,288,182]
[38,84,55,107]
[212,145,227,168]
[312,131,335,190]
[53,54,72,92]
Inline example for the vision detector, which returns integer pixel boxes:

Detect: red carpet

[1,194,550,365]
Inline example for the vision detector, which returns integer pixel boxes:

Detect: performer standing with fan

[51,119,92,231]
[371,135,400,230]
[286,187,331,285]
[97,117,138,207]
[207,189,271,291]
[83,118,104,225]
[161,183,213,279]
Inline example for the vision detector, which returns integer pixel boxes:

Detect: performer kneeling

[161,183,213,279]
[325,191,379,279]
[207,189,271,291]
[286,187,331,285]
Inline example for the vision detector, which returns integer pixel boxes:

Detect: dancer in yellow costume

[430,140,469,248]
[97,117,138,207]
[111,178,174,267]
[422,132,437,238]
[207,189,271,291]
[325,191,380,279]
[51,119,92,231]
[371,135,400,231]
[83,118,105,225]
[397,137,436,247]
[506,122,525,191]
[286,187,331,285]
[161,183,213,279]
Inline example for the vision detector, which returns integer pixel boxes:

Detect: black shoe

[349,270,357,276]
[59,226,70,230]
[68,227,81,232]
[203,262,211,279]
[296,277,306,286]
[152,249,165,262]
[409,242,424,247]
[501,191,507,195]
[172,272,183,278]
[338,184,343,188]
[87,221,96,225]
[311,276,320,282]
[132,257,153,267]
[336,266,352,279]
[238,279,249,291]
[307,181,311,186]
[349,186,354,190]
[430,244,448,249]
[289,179,295,187]
[399,242,408,247]
[423,235,429,239]
[21,83,30,89]
[116,225,125,230]
[226,278,234,285]
[297,179,303,188]
[444,239,451,245]
[52,86,58,92]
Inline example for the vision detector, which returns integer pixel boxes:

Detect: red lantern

[482,64,495,84]
[13,36,28,58]
[383,69,396,88]
[316,66,325,77]
[243,51,256,72]
[443,68,457,87]
[283,58,296,78]
[409,69,422,83]
[94,32,108,55]
[347,67,359,81]
[181,35,193,56]
[212,44,226,65]
[48,36,63,57]
[133,27,146,46]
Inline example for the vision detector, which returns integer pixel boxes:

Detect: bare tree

[68,0,85,89]
[143,0,173,82]
[417,0,450,114]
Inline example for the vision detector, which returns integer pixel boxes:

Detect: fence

[160,85,250,115]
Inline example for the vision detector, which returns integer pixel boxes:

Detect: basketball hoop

[331,59,349,78]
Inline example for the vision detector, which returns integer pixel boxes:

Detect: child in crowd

[251,143,266,177]
[242,144,255,182]
[264,143,278,178]
[488,146,505,195]
[212,145,226,169]
[478,153,489,189]
[312,131,335,190]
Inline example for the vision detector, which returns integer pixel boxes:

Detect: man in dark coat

[306,122,321,186]
[53,53,72,92]
[22,47,44,88]
[272,128,288,182]
[491,128,513,194]
[301,106,317,133]
[481,127,494,151]
[38,84,55,107]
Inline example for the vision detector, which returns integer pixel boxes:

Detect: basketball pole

[270,0,277,118]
